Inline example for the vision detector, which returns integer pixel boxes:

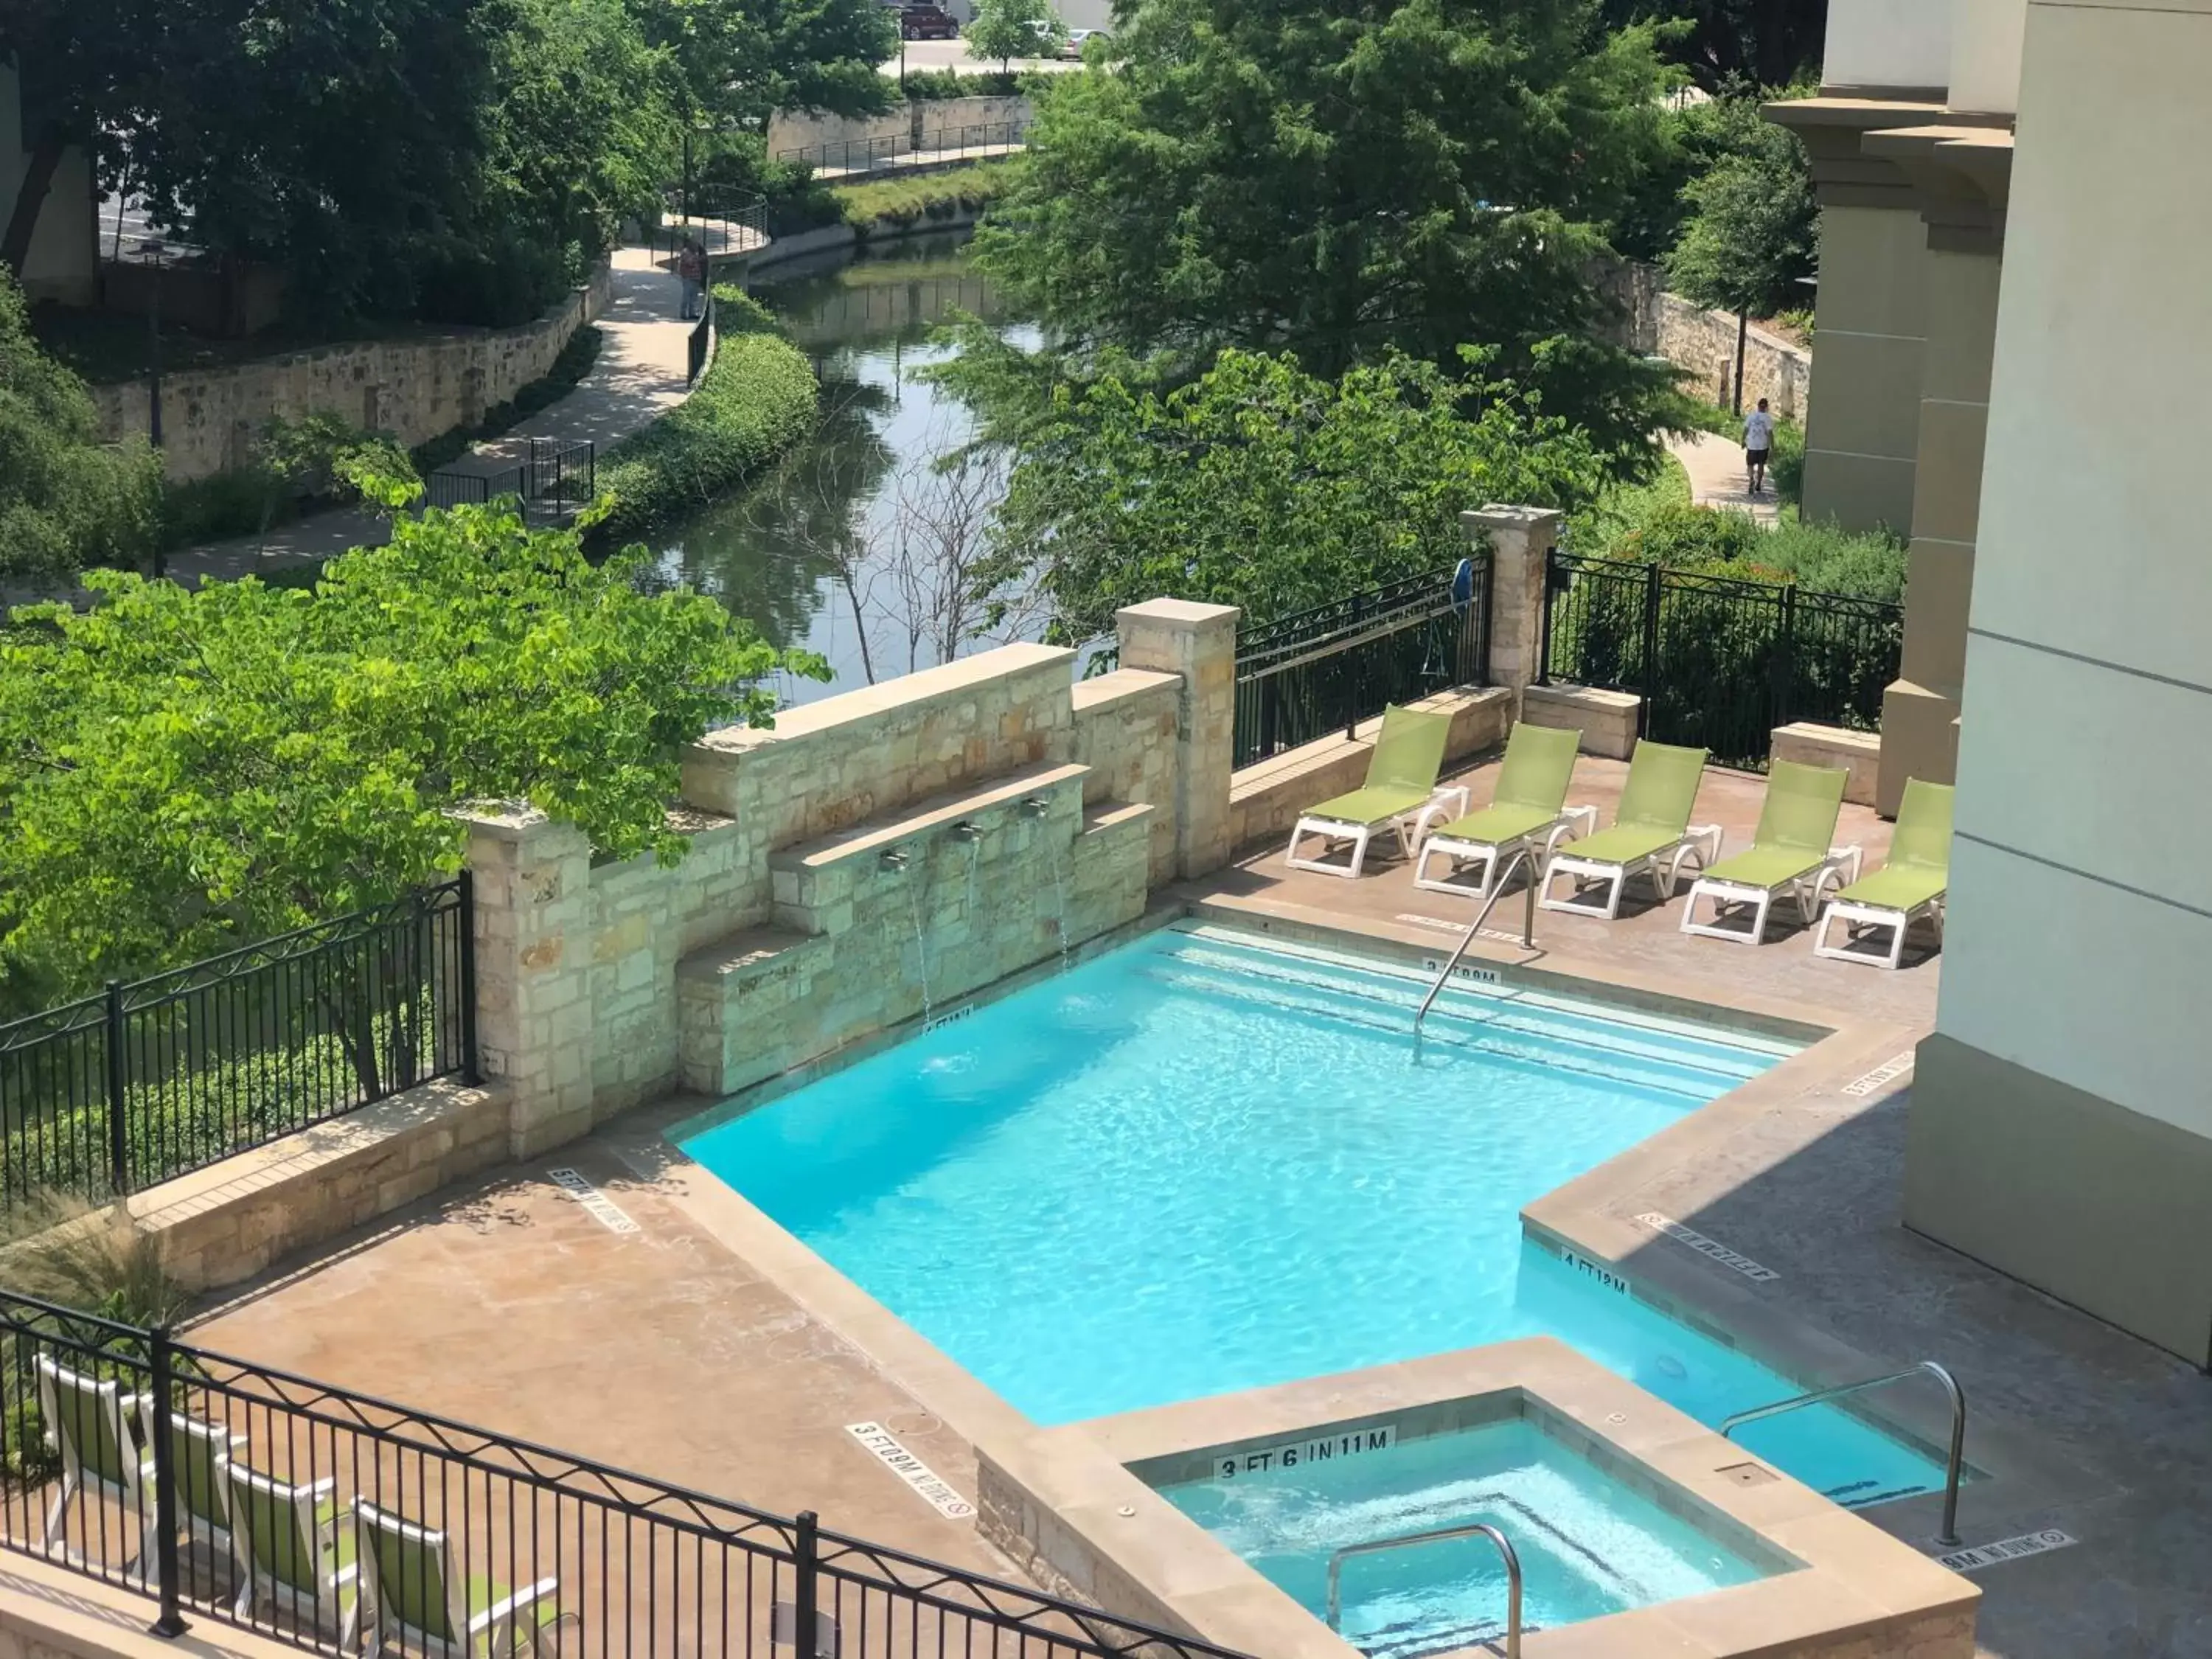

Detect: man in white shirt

[1743,398,1775,497]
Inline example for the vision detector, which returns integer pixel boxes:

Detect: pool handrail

[1719,1358,1966,1548]
[1413,846,1537,1042]
[1325,1521,1522,1659]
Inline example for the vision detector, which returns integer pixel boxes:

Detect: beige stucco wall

[1909,0,2212,1364]
[0,68,98,307]
[1949,0,2028,114]
[1798,203,1928,533]
[90,260,614,481]
[1823,0,1954,92]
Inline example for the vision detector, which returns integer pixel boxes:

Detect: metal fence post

[145,1327,187,1636]
[456,872,481,1086]
[1773,582,1799,732]
[794,1509,821,1659]
[102,980,130,1197]
[1537,547,1557,686]
[1638,562,1663,738]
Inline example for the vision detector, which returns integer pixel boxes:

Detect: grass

[588,288,820,544]
[831,161,1016,233]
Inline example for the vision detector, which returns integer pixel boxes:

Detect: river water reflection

[651,234,1040,705]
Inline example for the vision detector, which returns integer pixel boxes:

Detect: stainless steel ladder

[1413,846,1538,1041]
[1326,1522,1523,1659]
[1721,1359,1967,1547]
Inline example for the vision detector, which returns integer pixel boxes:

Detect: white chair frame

[1413,805,1596,899]
[1813,891,1945,970]
[1539,825,1724,921]
[1680,846,1864,946]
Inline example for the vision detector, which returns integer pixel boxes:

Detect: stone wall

[767,95,1033,159]
[1655,291,1812,422]
[463,603,1238,1138]
[91,261,615,483]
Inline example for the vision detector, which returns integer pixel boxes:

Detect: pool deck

[189,753,2212,1658]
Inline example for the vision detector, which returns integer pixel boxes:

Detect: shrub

[899,69,1030,100]
[833,161,1015,232]
[589,285,818,541]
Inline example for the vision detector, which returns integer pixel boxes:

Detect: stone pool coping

[979,1338,1979,1659]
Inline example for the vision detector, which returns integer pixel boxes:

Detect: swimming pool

[680,925,1941,1500]
[1155,1417,1778,1652]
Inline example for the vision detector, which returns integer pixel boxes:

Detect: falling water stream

[905,865,933,1024]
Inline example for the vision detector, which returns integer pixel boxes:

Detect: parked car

[1061,27,1105,57]
[900,4,959,39]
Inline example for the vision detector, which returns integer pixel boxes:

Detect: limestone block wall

[91,262,614,482]
[1071,669,1183,886]
[1655,293,1812,422]
[767,96,1034,159]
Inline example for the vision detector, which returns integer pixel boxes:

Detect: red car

[900,5,959,38]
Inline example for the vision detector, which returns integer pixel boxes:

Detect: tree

[629,0,898,135]
[0,503,825,1012]
[0,270,162,580]
[978,347,1607,644]
[1600,0,1827,92]
[971,0,1680,465]
[964,0,1063,73]
[1662,120,1815,411]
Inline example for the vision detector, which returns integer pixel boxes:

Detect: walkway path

[168,220,762,586]
[1667,428,1780,527]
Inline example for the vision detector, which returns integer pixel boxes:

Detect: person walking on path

[677,240,705,320]
[1743,397,1775,497]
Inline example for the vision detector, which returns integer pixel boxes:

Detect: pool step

[1147,938,1782,1099]
[1351,1613,1540,1659]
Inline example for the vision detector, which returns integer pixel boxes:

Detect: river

[650,234,1043,705]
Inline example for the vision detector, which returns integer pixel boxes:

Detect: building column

[1863,128,2012,813]
[1116,599,1240,879]
[459,806,597,1158]
[1462,505,1562,714]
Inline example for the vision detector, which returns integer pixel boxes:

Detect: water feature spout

[947,821,982,842]
[1018,797,1051,817]
[879,847,911,872]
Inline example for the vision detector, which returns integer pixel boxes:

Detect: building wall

[1905,0,2212,1366]
[1823,0,1954,93]
[1798,204,1929,533]
[0,66,98,306]
[91,262,613,481]
[1949,0,2028,114]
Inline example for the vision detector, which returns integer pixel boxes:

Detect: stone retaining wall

[1656,291,1812,422]
[768,96,1032,159]
[92,262,614,484]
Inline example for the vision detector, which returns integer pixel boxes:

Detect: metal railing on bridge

[773,120,1027,176]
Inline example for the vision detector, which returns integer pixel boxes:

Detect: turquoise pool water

[1157,1419,1776,1652]
[680,925,1943,1503]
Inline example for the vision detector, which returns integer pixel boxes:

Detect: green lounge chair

[1680,759,1855,945]
[1413,723,1590,898]
[1540,740,1716,920]
[1815,779,1954,969]
[223,1463,355,1634]
[35,1354,158,1576]
[1285,703,1453,878]
[353,1498,563,1657]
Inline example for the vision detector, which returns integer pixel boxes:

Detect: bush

[834,161,1015,232]
[589,285,818,542]
[899,69,1030,100]
[1574,484,1908,605]
[0,271,164,580]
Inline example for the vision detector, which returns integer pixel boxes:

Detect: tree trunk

[1733,308,1749,417]
[0,131,68,279]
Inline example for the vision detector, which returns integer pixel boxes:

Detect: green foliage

[1599,1,1827,91]
[984,347,1609,642]
[0,271,163,580]
[632,0,897,130]
[1663,127,1818,322]
[972,0,1681,466]
[832,161,1016,230]
[898,69,1031,100]
[0,504,818,1004]
[0,1195,191,1329]
[591,286,821,542]
[964,0,1064,70]
[1768,414,1806,507]
[1575,487,1908,604]
[256,413,423,515]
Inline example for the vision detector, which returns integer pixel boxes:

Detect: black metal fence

[688,292,714,386]
[0,1288,1253,1659]
[773,121,1028,176]
[1540,552,1905,770]
[1232,560,1492,769]
[0,881,473,1209]
[425,440,597,526]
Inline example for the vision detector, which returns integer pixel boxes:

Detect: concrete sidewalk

[1668,428,1781,526]
[169,226,759,586]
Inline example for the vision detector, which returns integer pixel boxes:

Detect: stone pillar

[459,805,596,1158]
[1462,504,1563,713]
[1116,599,1239,880]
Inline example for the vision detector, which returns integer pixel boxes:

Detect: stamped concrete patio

[187,751,2211,1659]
